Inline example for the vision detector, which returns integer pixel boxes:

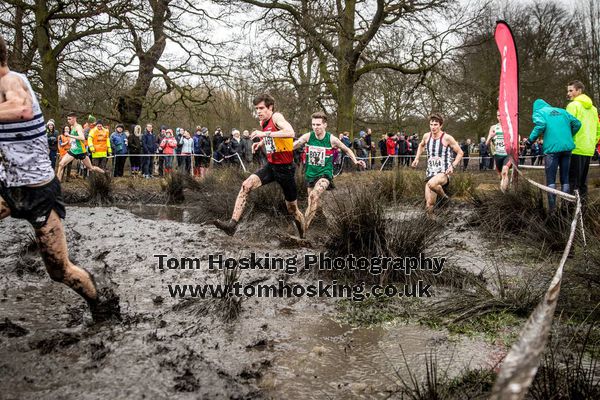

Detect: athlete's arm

[0,74,34,121]
[67,125,86,141]
[445,135,463,175]
[251,140,263,153]
[331,136,366,168]
[252,112,295,139]
[293,132,311,150]
[411,133,428,168]
[485,125,496,146]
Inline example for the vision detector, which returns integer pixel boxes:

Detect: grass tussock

[377,169,424,203]
[162,172,186,204]
[86,173,113,206]
[433,264,547,323]
[393,348,495,399]
[450,172,476,199]
[529,324,600,399]
[473,184,573,252]
[322,186,444,284]
[215,266,242,323]
[187,167,247,222]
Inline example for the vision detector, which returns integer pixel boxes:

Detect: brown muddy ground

[0,200,512,400]
[2,170,597,400]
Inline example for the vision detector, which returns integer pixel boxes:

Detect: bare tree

[234,0,480,134]
[112,0,228,126]
[0,1,128,121]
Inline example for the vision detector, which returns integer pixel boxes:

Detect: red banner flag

[495,21,519,164]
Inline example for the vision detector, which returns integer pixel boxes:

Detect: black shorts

[68,151,87,161]
[255,163,297,202]
[494,155,511,172]
[425,174,450,191]
[306,175,334,190]
[0,177,66,229]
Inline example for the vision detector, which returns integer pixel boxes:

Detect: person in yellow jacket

[87,120,112,170]
[566,80,600,202]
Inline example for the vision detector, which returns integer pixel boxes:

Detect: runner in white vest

[0,35,119,323]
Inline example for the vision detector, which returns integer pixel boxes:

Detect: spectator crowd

[45,114,600,180]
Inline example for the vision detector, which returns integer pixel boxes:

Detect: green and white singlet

[69,127,86,155]
[305,131,334,181]
[493,124,507,157]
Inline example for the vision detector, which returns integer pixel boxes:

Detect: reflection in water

[119,204,191,223]
[264,317,496,399]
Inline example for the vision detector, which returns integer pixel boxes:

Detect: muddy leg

[57,154,74,182]
[82,157,105,175]
[0,197,11,220]
[34,210,98,304]
[232,174,261,222]
[500,165,510,192]
[304,178,329,232]
[425,174,448,214]
[286,200,305,238]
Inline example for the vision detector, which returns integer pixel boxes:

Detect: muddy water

[1,205,503,399]
[118,204,192,223]
[261,317,497,399]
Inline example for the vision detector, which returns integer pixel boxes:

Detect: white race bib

[427,156,444,174]
[496,138,505,152]
[307,145,326,166]
[264,136,275,154]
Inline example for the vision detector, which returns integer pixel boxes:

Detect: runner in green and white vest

[293,112,366,234]
[56,112,104,182]
[486,110,512,192]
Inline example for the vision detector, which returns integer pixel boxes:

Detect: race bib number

[264,136,275,154]
[496,138,505,152]
[427,156,444,174]
[307,146,326,166]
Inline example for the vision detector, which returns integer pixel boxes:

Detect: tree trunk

[116,0,168,126]
[39,57,60,121]
[336,76,355,135]
[34,1,61,121]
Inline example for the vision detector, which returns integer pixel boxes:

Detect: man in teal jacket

[528,99,581,211]
[566,80,600,202]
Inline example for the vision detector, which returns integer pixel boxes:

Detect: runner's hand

[411,159,418,168]
[356,160,366,169]
[445,164,454,175]
[250,130,265,140]
[251,142,261,153]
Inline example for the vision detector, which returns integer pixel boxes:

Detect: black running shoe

[89,288,121,323]
[213,219,238,236]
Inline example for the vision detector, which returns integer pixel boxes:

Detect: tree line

[1,0,598,139]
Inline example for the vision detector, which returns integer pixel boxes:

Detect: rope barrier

[106,152,247,173]
[490,157,589,399]
[490,190,583,400]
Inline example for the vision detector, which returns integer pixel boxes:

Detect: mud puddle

[0,205,508,399]
[117,203,193,223]
[261,316,498,399]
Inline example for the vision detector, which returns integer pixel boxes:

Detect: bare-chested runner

[0,35,119,323]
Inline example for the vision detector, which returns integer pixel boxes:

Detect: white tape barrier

[490,191,583,400]
[107,153,247,173]
[519,163,599,170]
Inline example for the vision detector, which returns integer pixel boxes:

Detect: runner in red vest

[213,94,305,237]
